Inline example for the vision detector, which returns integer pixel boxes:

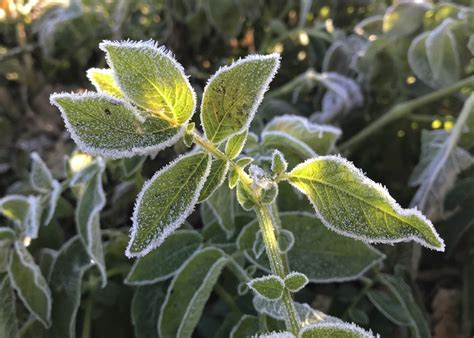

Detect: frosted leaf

[100,40,196,124]
[230,315,260,338]
[0,275,18,337]
[201,54,280,143]
[205,183,236,238]
[75,158,107,287]
[261,131,316,167]
[30,152,54,193]
[277,229,295,254]
[288,156,445,251]
[158,247,228,338]
[408,32,434,87]
[300,322,377,338]
[198,159,229,202]
[255,332,294,338]
[8,241,52,327]
[225,130,249,159]
[237,212,384,283]
[127,152,212,257]
[248,275,285,300]
[50,92,183,159]
[284,272,308,293]
[44,180,62,225]
[271,150,288,176]
[0,195,41,239]
[249,164,273,190]
[252,231,265,259]
[86,68,125,99]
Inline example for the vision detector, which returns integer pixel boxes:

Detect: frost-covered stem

[270,201,290,275]
[255,203,300,335]
[339,75,474,153]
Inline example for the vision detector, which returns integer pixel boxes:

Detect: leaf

[205,0,243,37]
[367,289,411,326]
[288,156,445,251]
[8,241,51,327]
[50,92,183,159]
[263,115,341,156]
[257,332,294,338]
[127,152,212,257]
[230,315,260,338]
[30,152,54,193]
[198,159,229,202]
[409,95,474,217]
[0,195,41,239]
[382,2,428,37]
[238,213,384,282]
[225,130,248,159]
[248,275,285,300]
[206,183,236,238]
[271,150,288,175]
[377,274,430,338]
[0,228,15,273]
[261,132,316,167]
[408,32,434,87]
[299,322,375,338]
[100,40,196,124]
[43,180,62,225]
[46,236,94,338]
[74,158,107,287]
[0,275,18,338]
[125,230,203,285]
[284,272,308,293]
[201,54,280,143]
[86,68,124,99]
[131,284,167,338]
[158,247,228,338]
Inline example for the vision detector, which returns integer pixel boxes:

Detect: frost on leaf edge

[288,155,445,251]
[98,39,197,125]
[247,274,285,300]
[299,321,378,338]
[50,91,184,159]
[126,152,212,258]
[200,53,281,143]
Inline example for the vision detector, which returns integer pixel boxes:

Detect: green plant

[37,39,446,337]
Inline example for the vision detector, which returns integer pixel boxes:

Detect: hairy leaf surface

[206,183,236,237]
[198,159,229,202]
[288,156,444,250]
[201,54,279,143]
[230,315,260,338]
[0,195,41,239]
[30,152,54,193]
[299,322,375,338]
[248,275,284,300]
[127,152,211,257]
[0,275,18,338]
[225,130,248,159]
[86,68,124,98]
[131,284,166,338]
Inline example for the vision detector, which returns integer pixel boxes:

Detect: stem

[255,203,300,335]
[339,75,474,153]
[81,296,93,338]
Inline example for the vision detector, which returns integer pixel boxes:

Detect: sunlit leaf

[201,54,280,143]
[50,92,183,159]
[86,68,124,99]
[288,156,445,251]
[198,159,229,202]
[158,247,228,338]
[225,130,248,159]
[127,152,211,257]
[100,40,196,124]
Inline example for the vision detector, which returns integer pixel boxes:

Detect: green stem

[339,75,474,153]
[255,203,300,335]
[269,201,290,275]
[81,296,93,338]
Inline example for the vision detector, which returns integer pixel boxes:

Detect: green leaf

[271,150,288,176]
[237,181,256,210]
[0,228,15,272]
[367,289,411,326]
[0,195,41,239]
[230,315,260,338]
[408,32,434,87]
[225,130,248,159]
[198,159,229,202]
[8,241,51,327]
[0,227,16,242]
[382,2,427,37]
[131,284,167,338]
[30,152,54,193]
[86,68,125,99]
[299,322,375,338]
[238,213,384,282]
[125,230,203,285]
[288,156,445,251]
[204,0,242,37]
[46,236,94,338]
[100,40,196,124]
[284,272,308,293]
[377,274,430,338]
[74,158,107,287]
[43,180,62,225]
[206,183,236,237]
[277,229,294,254]
[0,275,18,338]
[127,152,212,257]
[158,247,228,338]
[50,92,183,159]
[201,54,280,143]
[257,332,294,338]
[248,275,284,300]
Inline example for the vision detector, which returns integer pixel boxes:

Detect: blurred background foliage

[0,0,473,337]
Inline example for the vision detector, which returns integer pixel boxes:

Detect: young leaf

[248,275,285,300]
[206,183,236,238]
[125,230,203,285]
[158,247,228,338]
[8,241,51,327]
[284,272,308,293]
[30,152,54,193]
[409,95,474,218]
[0,275,18,338]
[43,180,62,225]
[201,54,280,143]
[0,228,15,272]
[127,152,212,257]
[131,284,167,338]
[86,68,125,99]
[288,156,445,251]
[299,322,375,338]
[0,195,41,239]
[50,92,183,159]
[75,158,107,287]
[271,150,288,176]
[100,40,196,124]
[230,315,260,338]
[198,159,229,202]
[277,229,294,254]
[238,213,384,283]
[225,130,248,159]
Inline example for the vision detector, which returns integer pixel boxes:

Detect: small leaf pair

[248,272,308,300]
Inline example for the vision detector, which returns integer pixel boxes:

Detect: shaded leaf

[0,275,18,338]
[30,152,54,193]
[248,275,284,300]
[284,272,308,293]
[367,289,411,326]
[225,130,248,159]
[131,284,167,338]
[198,159,229,202]
[206,183,236,238]
[0,195,41,239]
[230,315,260,338]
